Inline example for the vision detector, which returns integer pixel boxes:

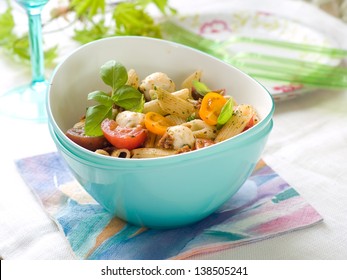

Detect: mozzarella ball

[167,125,195,150]
[139,72,176,101]
[183,119,217,139]
[116,111,145,128]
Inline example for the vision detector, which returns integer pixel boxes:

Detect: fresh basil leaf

[85,104,112,136]
[88,90,113,106]
[192,80,211,96]
[112,85,144,111]
[217,98,234,126]
[100,60,128,91]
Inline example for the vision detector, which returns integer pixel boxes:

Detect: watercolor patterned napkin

[15,152,322,260]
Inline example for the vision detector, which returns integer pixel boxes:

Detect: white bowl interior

[48,37,273,137]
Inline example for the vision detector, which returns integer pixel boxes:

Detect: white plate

[169,10,341,101]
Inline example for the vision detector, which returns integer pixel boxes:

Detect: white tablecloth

[1,0,346,260]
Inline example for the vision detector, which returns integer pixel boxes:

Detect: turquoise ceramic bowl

[49,120,272,228]
[47,36,274,228]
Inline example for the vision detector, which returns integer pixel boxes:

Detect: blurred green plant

[0,0,176,67]
[0,1,57,67]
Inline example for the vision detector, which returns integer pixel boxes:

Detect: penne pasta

[172,88,190,100]
[143,131,158,148]
[95,148,131,158]
[126,69,139,88]
[215,104,256,142]
[95,149,110,156]
[131,148,176,158]
[143,88,190,115]
[181,70,202,96]
[143,99,166,115]
[148,88,189,100]
[156,88,195,119]
[111,149,131,158]
[182,119,217,139]
[165,114,186,125]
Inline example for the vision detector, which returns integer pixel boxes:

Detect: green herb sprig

[0,0,176,66]
[85,60,145,136]
[0,4,57,67]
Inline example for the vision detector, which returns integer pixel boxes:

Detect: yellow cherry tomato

[199,92,227,125]
[144,112,174,136]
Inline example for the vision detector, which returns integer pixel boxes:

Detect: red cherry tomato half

[101,118,147,150]
[242,114,257,132]
[66,127,110,151]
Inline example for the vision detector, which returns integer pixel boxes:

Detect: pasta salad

[66,60,259,158]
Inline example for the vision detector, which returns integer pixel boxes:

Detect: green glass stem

[27,7,45,84]
[0,1,49,122]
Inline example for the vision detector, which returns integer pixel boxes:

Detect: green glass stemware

[0,0,50,122]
